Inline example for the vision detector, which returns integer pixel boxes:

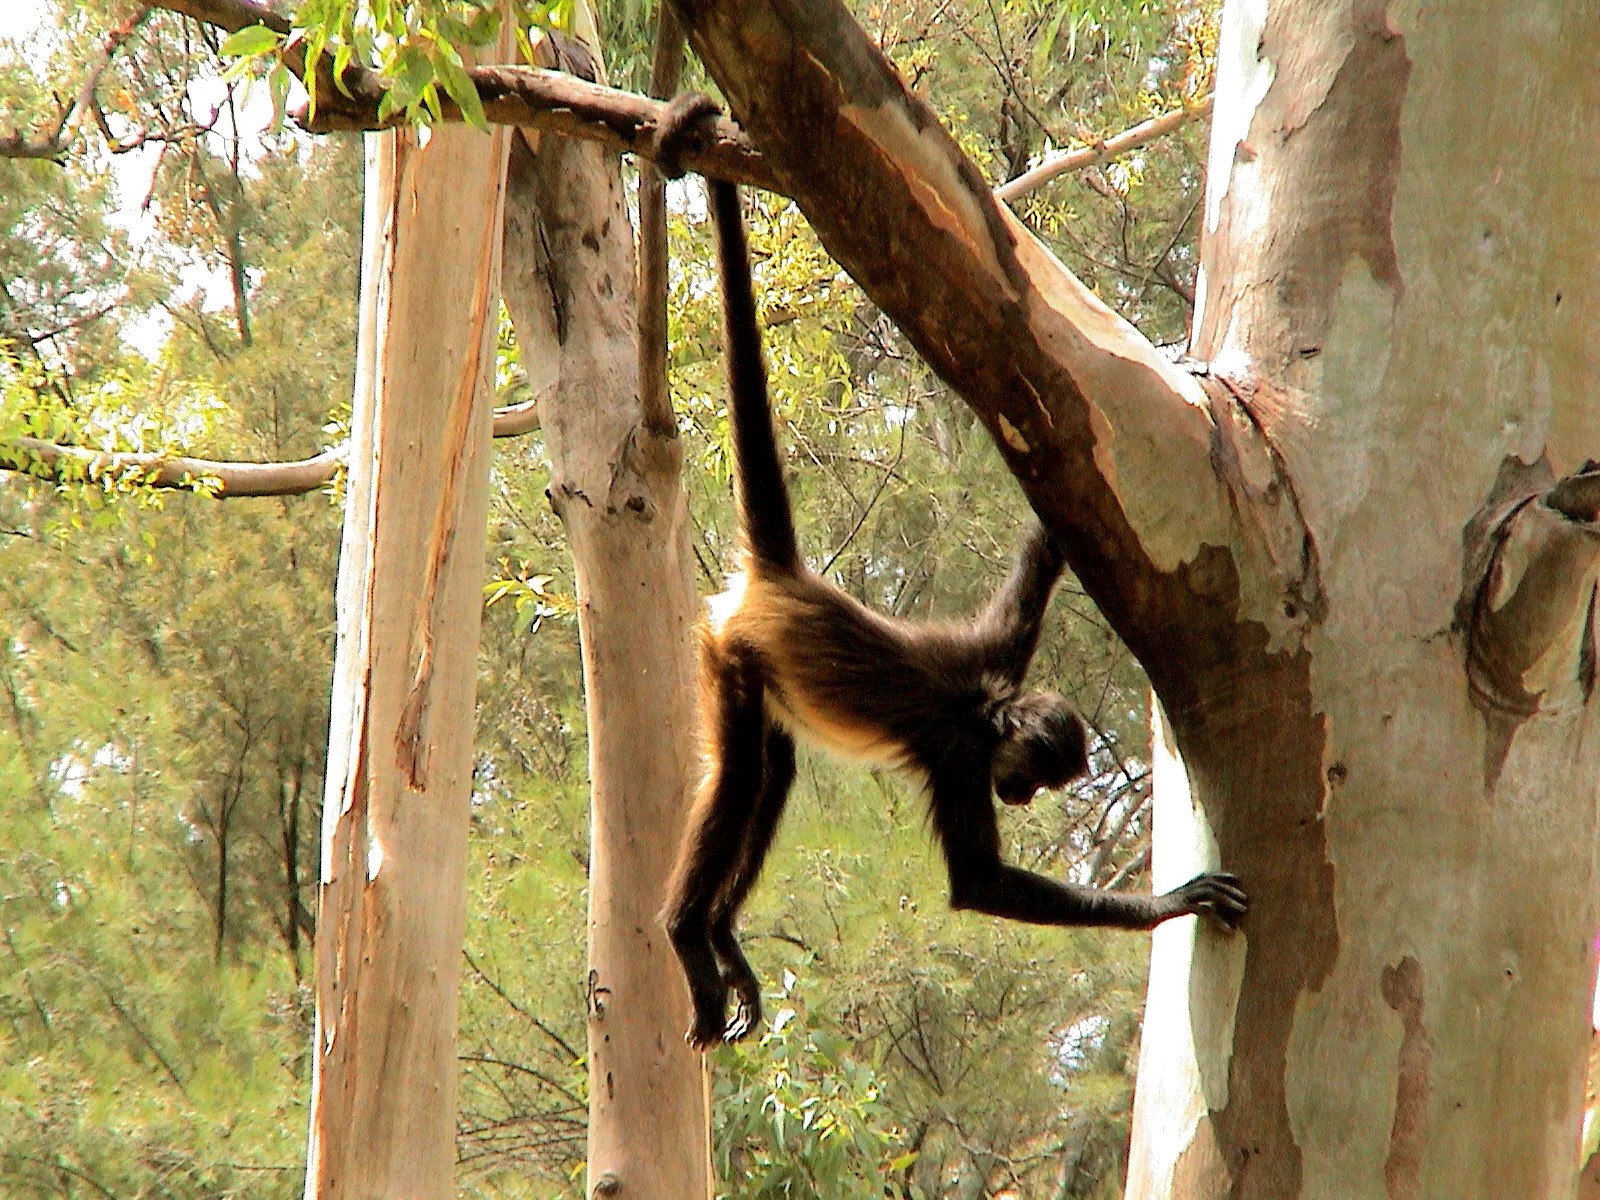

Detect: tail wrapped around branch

[652,93,799,572]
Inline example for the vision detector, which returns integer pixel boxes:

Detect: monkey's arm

[930,763,1248,930]
[975,522,1068,682]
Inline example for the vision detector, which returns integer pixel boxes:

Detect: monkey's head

[991,691,1090,806]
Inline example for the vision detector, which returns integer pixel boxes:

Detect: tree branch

[0,7,152,162]
[316,63,773,187]
[3,437,345,496]
[994,95,1214,203]
[148,0,773,188]
[2,402,542,497]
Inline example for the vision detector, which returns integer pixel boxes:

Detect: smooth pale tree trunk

[656,2,1600,1196]
[499,34,711,1200]
[1122,5,1600,1198]
[304,43,514,1199]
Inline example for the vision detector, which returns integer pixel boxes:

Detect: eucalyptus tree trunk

[499,34,711,1200]
[304,58,512,1200]
[1122,5,1600,1196]
[664,1,1600,1196]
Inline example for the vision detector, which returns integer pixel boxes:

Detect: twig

[995,95,1214,203]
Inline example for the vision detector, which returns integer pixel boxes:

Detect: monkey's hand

[1156,872,1249,930]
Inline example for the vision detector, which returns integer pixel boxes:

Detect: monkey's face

[991,692,1090,806]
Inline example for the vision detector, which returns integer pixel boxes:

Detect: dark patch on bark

[1172,1120,1232,1198]
[1579,584,1597,703]
[1146,548,1339,1200]
[1380,955,1430,1200]
[1204,374,1327,624]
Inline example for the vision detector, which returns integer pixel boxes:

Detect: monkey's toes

[685,1009,729,1051]
[722,982,762,1043]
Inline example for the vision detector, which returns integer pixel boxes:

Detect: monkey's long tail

[707,179,800,572]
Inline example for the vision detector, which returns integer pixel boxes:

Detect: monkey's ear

[991,703,1018,740]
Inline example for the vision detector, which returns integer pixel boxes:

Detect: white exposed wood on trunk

[303,41,512,1198]
[499,35,711,1198]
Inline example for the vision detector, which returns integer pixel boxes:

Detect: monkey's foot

[682,967,732,1050]
[686,1004,730,1051]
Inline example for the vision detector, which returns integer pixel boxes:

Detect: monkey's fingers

[1176,872,1250,930]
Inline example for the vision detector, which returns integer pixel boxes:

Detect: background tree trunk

[499,34,712,1200]
[304,56,512,1200]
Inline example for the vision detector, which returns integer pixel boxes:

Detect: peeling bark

[304,35,512,1199]
[500,37,711,1198]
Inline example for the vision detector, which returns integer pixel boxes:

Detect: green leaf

[385,47,434,115]
[435,55,486,130]
[217,24,282,58]
[332,42,355,99]
[267,63,290,131]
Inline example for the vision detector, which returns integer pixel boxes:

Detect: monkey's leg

[932,775,1248,930]
[709,725,796,1042]
[663,652,768,1050]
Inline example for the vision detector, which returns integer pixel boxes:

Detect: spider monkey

[651,94,1248,1049]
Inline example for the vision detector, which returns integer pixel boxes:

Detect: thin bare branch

[491,396,542,437]
[311,62,771,189]
[994,95,1214,203]
[2,401,541,497]
[4,437,345,496]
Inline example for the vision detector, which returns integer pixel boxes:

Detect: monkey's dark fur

[653,94,1248,1049]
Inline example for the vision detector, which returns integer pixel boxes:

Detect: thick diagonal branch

[665,0,1269,664]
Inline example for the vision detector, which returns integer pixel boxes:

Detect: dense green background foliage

[0,0,1218,1194]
